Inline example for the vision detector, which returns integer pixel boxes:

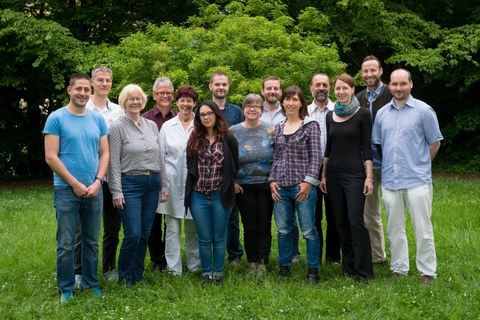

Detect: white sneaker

[74,275,82,289]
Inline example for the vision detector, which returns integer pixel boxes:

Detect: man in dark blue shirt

[209,71,244,264]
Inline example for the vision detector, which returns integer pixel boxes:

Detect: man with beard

[356,56,392,265]
[307,73,341,264]
[142,77,178,272]
[259,76,301,262]
[260,76,285,125]
[373,68,442,285]
[208,71,244,265]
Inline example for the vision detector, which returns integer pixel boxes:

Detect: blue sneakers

[91,286,104,296]
[59,291,73,304]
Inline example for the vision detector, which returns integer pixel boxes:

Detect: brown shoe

[421,275,433,285]
[390,272,402,279]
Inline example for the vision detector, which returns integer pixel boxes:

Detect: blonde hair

[118,84,148,111]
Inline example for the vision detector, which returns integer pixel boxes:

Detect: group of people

[44,55,443,303]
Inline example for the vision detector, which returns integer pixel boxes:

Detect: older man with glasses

[142,77,178,272]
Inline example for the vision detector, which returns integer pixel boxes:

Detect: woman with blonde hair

[108,84,168,285]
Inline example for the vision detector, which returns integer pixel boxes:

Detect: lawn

[0,176,479,319]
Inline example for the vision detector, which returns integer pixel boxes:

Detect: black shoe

[306,268,319,284]
[201,274,213,285]
[152,262,166,272]
[278,266,291,277]
[213,275,223,286]
[355,275,374,282]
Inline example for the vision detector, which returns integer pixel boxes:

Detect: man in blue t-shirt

[43,73,109,303]
[209,71,244,264]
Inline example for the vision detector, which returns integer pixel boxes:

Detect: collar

[153,106,175,117]
[367,82,384,98]
[87,97,112,111]
[390,95,415,109]
[307,99,334,114]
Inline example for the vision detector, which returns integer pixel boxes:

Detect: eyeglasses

[127,97,143,102]
[155,91,173,96]
[199,111,215,118]
[245,105,262,110]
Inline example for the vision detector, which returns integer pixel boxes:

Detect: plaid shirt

[194,141,224,193]
[269,117,322,187]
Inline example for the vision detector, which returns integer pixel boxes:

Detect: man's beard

[314,91,328,103]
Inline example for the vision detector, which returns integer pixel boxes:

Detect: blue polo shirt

[372,96,443,190]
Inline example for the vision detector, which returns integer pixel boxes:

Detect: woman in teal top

[230,94,274,276]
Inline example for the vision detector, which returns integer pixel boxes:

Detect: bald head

[389,68,413,105]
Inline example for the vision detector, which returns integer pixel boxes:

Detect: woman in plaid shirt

[184,100,239,285]
[269,86,322,284]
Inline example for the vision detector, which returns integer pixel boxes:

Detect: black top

[324,108,373,172]
[185,132,239,211]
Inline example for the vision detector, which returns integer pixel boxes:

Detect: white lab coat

[157,115,194,219]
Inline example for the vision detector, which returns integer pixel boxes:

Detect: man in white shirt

[74,67,123,285]
[307,73,340,264]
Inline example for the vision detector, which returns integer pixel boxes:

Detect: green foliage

[0,9,86,181]
[84,13,345,107]
[1,0,480,178]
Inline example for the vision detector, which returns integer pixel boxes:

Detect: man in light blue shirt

[260,76,285,125]
[372,68,442,285]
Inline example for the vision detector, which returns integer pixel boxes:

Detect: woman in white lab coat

[158,86,200,275]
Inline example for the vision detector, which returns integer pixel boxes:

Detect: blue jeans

[54,186,103,293]
[190,191,232,276]
[117,174,160,285]
[274,185,320,269]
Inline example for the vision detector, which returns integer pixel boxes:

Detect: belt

[124,170,158,176]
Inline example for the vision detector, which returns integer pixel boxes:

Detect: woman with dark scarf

[320,73,374,281]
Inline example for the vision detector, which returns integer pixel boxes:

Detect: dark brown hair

[280,86,308,120]
[69,73,90,86]
[187,100,228,156]
[362,55,382,69]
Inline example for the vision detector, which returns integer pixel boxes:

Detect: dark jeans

[327,170,373,279]
[148,213,167,268]
[226,206,244,262]
[292,217,300,257]
[236,183,273,265]
[101,181,121,274]
[74,182,121,275]
[118,174,160,285]
[315,185,341,263]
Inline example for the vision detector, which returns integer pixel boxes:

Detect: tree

[0,9,85,180]
[83,4,345,107]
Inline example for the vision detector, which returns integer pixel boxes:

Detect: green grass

[0,176,479,319]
